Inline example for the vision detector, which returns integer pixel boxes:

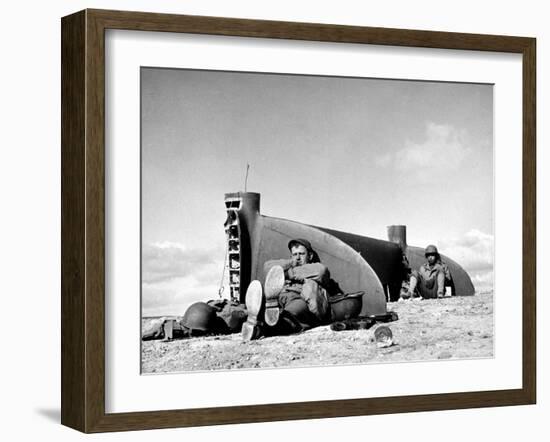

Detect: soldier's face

[426,253,437,265]
[291,245,310,267]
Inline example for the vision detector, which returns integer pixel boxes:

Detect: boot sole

[264,265,285,326]
[242,280,263,341]
[244,280,263,324]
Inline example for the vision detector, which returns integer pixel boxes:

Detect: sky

[141,67,494,316]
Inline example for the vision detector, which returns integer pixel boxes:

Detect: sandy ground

[141,291,493,373]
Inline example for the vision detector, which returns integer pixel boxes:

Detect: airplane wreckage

[224,191,475,319]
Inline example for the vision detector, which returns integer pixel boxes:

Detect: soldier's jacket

[263,259,332,294]
[418,261,451,283]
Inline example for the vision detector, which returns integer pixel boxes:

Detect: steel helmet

[288,238,321,263]
[329,292,363,321]
[181,302,218,331]
[424,244,439,256]
[288,238,314,253]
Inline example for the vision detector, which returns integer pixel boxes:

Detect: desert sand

[141,291,493,373]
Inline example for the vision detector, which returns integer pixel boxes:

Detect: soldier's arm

[436,268,446,297]
[287,263,330,285]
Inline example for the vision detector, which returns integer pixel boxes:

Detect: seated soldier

[404,244,452,300]
[242,238,340,341]
[143,238,354,342]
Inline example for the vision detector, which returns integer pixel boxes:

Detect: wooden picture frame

[61,9,536,433]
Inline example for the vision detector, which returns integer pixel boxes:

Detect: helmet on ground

[329,292,363,321]
[424,244,439,256]
[181,302,218,331]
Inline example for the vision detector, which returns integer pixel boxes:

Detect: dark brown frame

[61,9,536,433]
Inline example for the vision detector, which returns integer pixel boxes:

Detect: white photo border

[105,29,523,413]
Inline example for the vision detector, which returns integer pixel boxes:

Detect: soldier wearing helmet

[242,238,344,341]
[402,244,452,300]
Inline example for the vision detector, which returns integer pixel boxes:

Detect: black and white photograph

[3,0,545,439]
[140,67,494,374]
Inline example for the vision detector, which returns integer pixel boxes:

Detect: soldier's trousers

[278,280,330,328]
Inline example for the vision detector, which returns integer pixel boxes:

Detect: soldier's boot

[242,280,263,341]
[264,265,285,326]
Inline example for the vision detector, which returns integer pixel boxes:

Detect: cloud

[142,279,220,317]
[374,153,392,168]
[142,241,223,284]
[470,270,494,293]
[141,241,226,316]
[375,122,471,175]
[439,229,494,292]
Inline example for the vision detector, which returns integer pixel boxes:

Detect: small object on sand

[373,325,393,348]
